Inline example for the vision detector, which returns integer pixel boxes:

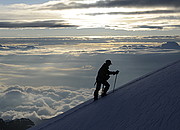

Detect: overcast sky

[0,0,180,37]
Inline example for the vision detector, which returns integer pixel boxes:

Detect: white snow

[29,60,180,130]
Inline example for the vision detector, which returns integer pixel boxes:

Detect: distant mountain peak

[161,41,180,49]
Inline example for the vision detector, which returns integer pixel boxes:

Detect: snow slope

[29,60,180,130]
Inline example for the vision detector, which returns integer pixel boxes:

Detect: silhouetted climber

[94,60,119,100]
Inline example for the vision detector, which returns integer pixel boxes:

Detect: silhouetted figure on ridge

[94,60,119,100]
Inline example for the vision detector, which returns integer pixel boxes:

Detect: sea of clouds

[0,36,180,55]
[0,85,93,124]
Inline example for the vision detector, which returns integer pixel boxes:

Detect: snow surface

[29,60,180,130]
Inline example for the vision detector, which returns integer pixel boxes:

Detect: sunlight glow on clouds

[0,0,179,32]
[0,36,180,56]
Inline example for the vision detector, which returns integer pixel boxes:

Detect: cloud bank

[0,85,93,124]
[0,44,37,51]
[0,20,78,29]
[86,9,180,16]
[95,0,180,8]
[41,0,180,10]
[0,36,180,56]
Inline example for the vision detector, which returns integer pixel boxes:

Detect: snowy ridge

[30,99,94,130]
[28,96,94,130]
[112,59,180,93]
[29,59,180,130]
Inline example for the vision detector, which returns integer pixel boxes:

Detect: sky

[0,0,180,37]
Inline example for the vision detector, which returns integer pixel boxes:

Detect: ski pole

[113,73,118,92]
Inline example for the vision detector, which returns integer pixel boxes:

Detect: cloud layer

[0,0,179,31]
[94,0,180,8]
[0,20,78,29]
[0,85,93,124]
[41,0,180,10]
[86,9,180,15]
[0,36,180,56]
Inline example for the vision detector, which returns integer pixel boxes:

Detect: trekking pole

[113,73,118,92]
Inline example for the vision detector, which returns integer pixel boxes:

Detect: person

[94,60,119,100]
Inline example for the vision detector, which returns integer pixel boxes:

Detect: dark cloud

[0,44,37,51]
[169,25,180,28]
[137,25,163,29]
[155,16,180,20]
[86,9,180,16]
[42,0,180,10]
[0,20,78,29]
[94,0,180,8]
